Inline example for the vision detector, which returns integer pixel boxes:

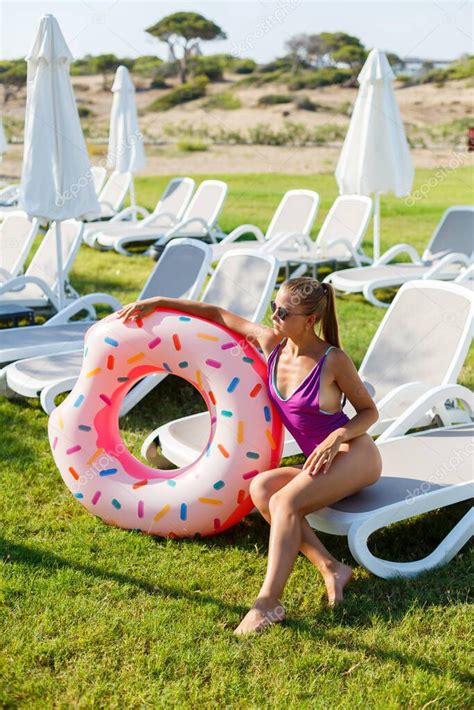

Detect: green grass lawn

[1,168,473,708]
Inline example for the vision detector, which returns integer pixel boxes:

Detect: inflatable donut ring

[48,309,284,538]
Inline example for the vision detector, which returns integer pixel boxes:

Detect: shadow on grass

[2,528,472,684]
[0,534,244,613]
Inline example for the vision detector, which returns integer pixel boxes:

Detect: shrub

[153,61,181,80]
[294,96,317,111]
[288,67,352,90]
[176,138,209,152]
[421,55,474,83]
[147,76,209,111]
[203,91,241,110]
[150,77,169,89]
[233,59,256,74]
[189,56,224,81]
[259,56,293,73]
[258,94,293,105]
[132,55,164,78]
[235,70,286,87]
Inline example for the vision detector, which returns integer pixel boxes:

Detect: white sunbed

[82,170,132,222]
[325,206,474,308]
[0,219,83,312]
[209,189,320,265]
[83,177,195,249]
[0,238,212,404]
[2,249,279,420]
[142,279,473,466]
[96,180,228,256]
[306,385,473,579]
[0,214,40,282]
[90,166,107,195]
[262,195,373,278]
[454,264,474,291]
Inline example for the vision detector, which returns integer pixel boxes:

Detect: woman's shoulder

[264,336,284,360]
[260,332,284,360]
[324,344,350,365]
[324,345,356,374]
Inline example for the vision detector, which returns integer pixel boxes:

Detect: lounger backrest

[98,170,131,212]
[140,238,211,301]
[424,206,474,262]
[359,280,473,401]
[202,249,279,323]
[90,166,107,195]
[0,215,38,275]
[266,190,319,241]
[316,195,372,253]
[179,180,228,236]
[26,220,83,290]
[151,177,195,221]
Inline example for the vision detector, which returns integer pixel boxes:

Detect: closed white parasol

[19,14,99,309]
[335,48,414,260]
[107,65,146,219]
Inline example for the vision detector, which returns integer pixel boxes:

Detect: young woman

[118,276,382,635]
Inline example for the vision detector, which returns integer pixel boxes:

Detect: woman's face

[271,287,316,337]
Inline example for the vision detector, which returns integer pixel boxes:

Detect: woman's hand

[117,299,158,322]
[303,429,344,478]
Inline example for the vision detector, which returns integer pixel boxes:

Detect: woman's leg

[250,464,348,575]
[234,435,381,634]
[250,467,354,610]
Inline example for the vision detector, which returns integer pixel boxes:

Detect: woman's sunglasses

[270,301,307,321]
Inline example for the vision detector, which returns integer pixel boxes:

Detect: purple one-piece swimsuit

[267,339,350,458]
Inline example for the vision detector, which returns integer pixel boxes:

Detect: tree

[0,60,27,105]
[146,12,226,83]
[285,33,328,73]
[285,34,310,75]
[93,54,122,90]
[332,45,367,69]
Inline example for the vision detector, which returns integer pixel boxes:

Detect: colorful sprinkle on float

[48,309,284,538]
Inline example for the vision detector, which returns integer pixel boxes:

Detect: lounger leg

[362,283,391,309]
[120,373,166,417]
[348,499,474,579]
[40,377,80,414]
[0,367,19,398]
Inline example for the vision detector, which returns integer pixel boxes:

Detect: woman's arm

[330,349,379,442]
[117,296,280,358]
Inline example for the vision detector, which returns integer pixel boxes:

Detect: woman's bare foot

[233,599,286,635]
[321,561,353,607]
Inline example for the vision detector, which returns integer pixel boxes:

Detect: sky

[0,0,472,62]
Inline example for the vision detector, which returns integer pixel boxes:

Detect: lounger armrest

[425,252,471,278]
[0,275,57,304]
[110,205,149,222]
[377,384,474,443]
[219,224,266,246]
[0,267,14,282]
[47,292,123,324]
[325,238,364,266]
[98,199,115,210]
[375,244,422,266]
[41,377,80,414]
[160,217,210,244]
[376,381,432,416]
[0,184,18,198]
[455,264,474,283]
[261,231,312,253]
[143,211,179,228]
